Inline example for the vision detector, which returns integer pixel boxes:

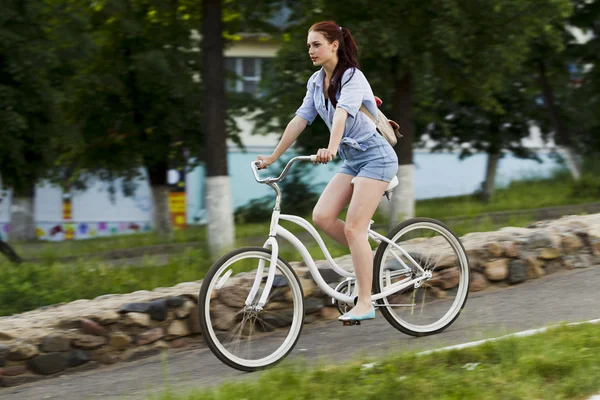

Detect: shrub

[570,174,600,200]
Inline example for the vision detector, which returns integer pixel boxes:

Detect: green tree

[254,0,572,226]
[529,25,582,179]
[0,0,61,241]
[560,0,600,160]
[422,77,550,203]
[53,0,273,243]
[526,0,600,179]
[55,0,206,239]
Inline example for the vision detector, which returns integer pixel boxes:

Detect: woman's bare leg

[344,177,389,314]
[312,173,354,247]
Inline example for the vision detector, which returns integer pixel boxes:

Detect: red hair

[309,21,359,108]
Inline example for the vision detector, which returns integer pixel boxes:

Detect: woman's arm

[315,107,347,163]
[272,115,308,159]
[328,108,348,154]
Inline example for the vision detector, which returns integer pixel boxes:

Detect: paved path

[2,266,599,400]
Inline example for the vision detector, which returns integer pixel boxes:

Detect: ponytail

[309,21,359,108]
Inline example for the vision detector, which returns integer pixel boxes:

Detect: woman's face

[307,30,338,67]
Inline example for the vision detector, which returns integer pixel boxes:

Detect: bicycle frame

[246,156,431,310]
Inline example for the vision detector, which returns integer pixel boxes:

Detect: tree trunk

[202,0,235,257]
[147,162,173,240]
[386,72,415,229]
[481,150,501,203]
[557,146,583,180]
[537,60,582,179]
[10,184,36,242]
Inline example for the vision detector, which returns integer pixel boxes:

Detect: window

[225,57,270,96]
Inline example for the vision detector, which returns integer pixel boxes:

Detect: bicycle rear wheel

[198,247,304,371]
[373,218,470,336]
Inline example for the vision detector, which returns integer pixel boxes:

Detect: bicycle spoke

[374,219,470,335]
[200,249,304,370]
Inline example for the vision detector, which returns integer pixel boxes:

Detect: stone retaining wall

[1,213,599,387]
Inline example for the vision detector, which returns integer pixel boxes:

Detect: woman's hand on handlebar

[315,148,336,164]
[256,155,276,170]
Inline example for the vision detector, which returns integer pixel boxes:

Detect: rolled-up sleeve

[295,77,318,125]
[336,68,364,118]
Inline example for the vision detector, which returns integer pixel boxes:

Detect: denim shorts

[338,134,399,182]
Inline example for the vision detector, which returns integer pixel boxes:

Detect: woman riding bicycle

[256,21,399,322]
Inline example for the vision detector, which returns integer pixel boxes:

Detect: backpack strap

[315,81,378,125]
[359,104,377,123]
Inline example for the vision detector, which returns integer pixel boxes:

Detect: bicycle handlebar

[250,155,318,184]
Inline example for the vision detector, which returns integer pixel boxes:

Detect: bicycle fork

[245,238,280,310]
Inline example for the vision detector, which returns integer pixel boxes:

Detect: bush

[0,248,211,317]
[234,197,275,224]
[570,174,600,200]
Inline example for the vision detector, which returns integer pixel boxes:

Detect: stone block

[80,319,105,336]
[27,353,67,375]
[41,334,71,352]
[136,328,164,346]
[469,272,489,292]
[487,242,503,257]
[8,341,38,361]
[109,333,132,350]
[508,260,526,284]
[484,259,509,281]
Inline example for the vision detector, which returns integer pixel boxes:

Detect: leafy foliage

[253,0,573,154]
[0,248,208,316]
[0,0,60,194]
[525,0,600,160]
[53,1,206,185]
[422,76,549,161]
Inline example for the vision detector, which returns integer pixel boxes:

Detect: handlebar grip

[310,155,318,162]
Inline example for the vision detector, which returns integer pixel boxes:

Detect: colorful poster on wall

[169,166,187,230]
[32,171,154,241]
[36,221,152,241]
[62,192,74,240]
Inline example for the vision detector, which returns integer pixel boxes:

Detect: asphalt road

[2,265,599,400]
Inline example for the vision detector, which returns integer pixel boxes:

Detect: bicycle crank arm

[374,303,416,307]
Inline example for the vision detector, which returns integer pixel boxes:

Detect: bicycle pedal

[342,320,361,326]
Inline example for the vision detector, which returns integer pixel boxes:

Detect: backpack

[359,96,403,146]
[314,80,402,146]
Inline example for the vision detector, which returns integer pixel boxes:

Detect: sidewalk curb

[417,318,600,356]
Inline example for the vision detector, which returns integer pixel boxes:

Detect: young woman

[256,21,398,321]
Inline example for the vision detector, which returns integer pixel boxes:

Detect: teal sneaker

[338,305,375,321]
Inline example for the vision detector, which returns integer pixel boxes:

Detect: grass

[0,248,209,317]
[150,323,600,400]
[9,218,312,261]
[0,234,351,317]
[416,170,598,220]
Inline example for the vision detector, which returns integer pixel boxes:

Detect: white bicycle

[198,156,470,371]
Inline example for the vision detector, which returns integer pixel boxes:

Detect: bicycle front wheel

[373,218,470,336]
[198,247,305,371]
